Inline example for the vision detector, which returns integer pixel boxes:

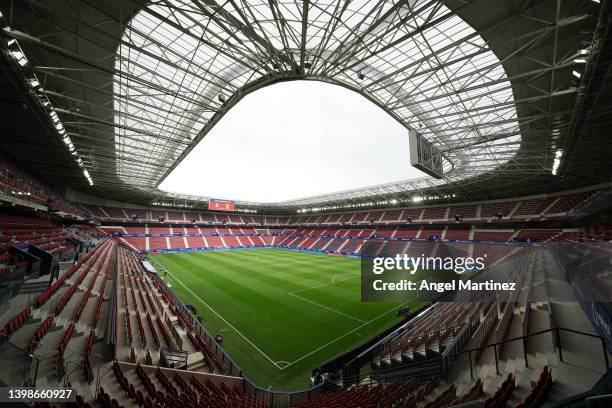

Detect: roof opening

[158,80,426,203]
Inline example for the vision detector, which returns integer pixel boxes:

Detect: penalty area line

[288,292,366,323]
[163,269,284,369]
[279,303,406,371]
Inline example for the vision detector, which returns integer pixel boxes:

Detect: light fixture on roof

[304,62,311,69]
[572,70,582,79]
[357,72,365,80]
[50,110,60,123]
[7,39,28,66]
[552,150,563,175]
[573,58,587,64]
[83,169,94,186]
[218,93,226,103]
[28,77,40,89]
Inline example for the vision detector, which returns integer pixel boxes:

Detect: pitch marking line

[288,292,366,323]
[163,268,284,369]
[289,273,360,295]
[280,303,406,371]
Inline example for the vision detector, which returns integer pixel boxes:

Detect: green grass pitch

[151,248,424,390]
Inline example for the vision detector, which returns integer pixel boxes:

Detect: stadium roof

[0,0,609,211]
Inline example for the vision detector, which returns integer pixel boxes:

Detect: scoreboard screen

[408,129,444,179]
[208,200,235,212]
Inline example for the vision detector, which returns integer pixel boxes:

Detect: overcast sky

[158,80,425,203]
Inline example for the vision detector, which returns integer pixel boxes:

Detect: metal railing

[440,326,609,381]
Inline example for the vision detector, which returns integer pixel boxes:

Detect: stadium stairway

[543,250,607,401]
[115,250,202,370]
[16,280,55,296]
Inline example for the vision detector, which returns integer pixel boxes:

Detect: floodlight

[28,77,40,88]
[9,50,28,66]
[552,150,562,175]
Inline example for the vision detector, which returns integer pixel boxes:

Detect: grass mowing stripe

[225,257,366,311]
[173,252,321,299]
[163,266,281,367]
[186,250,355,293]
[179,250,372,323]
[158,253,360,355]
[156,254,328,356]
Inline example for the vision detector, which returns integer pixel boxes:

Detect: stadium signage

[208,199,235,211]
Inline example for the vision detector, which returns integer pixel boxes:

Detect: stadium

[0,0,611,407]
